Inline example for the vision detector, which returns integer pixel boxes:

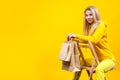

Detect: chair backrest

[88,41,99,64]
[77,40,99,80]
[77,40,99,66]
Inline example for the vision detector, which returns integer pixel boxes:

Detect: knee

[96,67,104,73]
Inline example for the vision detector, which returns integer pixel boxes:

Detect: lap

[96,59,115,72]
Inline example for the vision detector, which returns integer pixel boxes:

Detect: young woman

[67,6,116,80]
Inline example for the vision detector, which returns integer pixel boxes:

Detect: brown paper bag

[62,41,81,72]
[59,41,72,61]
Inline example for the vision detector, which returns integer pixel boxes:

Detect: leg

[95,59,115,80]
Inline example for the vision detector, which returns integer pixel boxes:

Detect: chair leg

[73,70,82,80]
[86,70,93,80]
[104,77,106,80]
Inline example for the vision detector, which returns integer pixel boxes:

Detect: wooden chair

[79,40,99,80]
[73,40,115,80]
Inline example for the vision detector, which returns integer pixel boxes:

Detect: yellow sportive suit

[73,21,116,80]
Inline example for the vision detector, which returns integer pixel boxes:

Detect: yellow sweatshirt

[74,22,115,61]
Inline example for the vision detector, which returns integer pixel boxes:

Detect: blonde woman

[67,6,116,80]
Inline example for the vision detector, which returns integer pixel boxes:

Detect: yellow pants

[95,58,115,80]
[73,58,115,80]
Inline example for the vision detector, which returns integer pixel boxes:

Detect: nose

[87,15,91,19]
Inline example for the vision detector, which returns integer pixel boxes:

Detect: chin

[88,21,94,25]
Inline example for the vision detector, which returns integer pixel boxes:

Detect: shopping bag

[62,41,81,72]
[59,41,72,61]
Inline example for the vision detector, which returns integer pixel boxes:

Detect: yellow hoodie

[74,22,115,61]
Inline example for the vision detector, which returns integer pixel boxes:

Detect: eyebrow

[85,13,93,16]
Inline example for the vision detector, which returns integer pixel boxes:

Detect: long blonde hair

[83,6,100,35]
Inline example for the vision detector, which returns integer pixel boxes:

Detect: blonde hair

[83,6,100,35]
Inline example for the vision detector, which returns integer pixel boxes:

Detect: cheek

[91,17,94,21]
[91,16,94,19]
[85,16,89,20]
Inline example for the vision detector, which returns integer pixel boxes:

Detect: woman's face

[85,10,94,24]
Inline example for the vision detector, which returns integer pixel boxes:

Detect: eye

[89,14,93,16]
[85,14,88,17]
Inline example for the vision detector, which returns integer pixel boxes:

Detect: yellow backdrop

[0,0,120,80]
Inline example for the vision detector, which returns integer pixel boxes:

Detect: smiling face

[85,10,94,24]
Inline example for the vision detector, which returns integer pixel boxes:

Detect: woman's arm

[75,23,106,43]
[67,23,106,43]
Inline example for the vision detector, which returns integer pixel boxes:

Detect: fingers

[67,34,76,39]
[67,34,71,40]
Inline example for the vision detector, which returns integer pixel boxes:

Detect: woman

[67,6,116,80]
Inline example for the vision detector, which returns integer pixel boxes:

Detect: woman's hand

[67,34,76,40]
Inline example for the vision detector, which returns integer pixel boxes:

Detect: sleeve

[75,23,106,43]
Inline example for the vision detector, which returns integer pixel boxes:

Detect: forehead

[85,10,93,14]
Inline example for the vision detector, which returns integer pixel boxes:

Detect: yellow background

[0,0,120,80]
